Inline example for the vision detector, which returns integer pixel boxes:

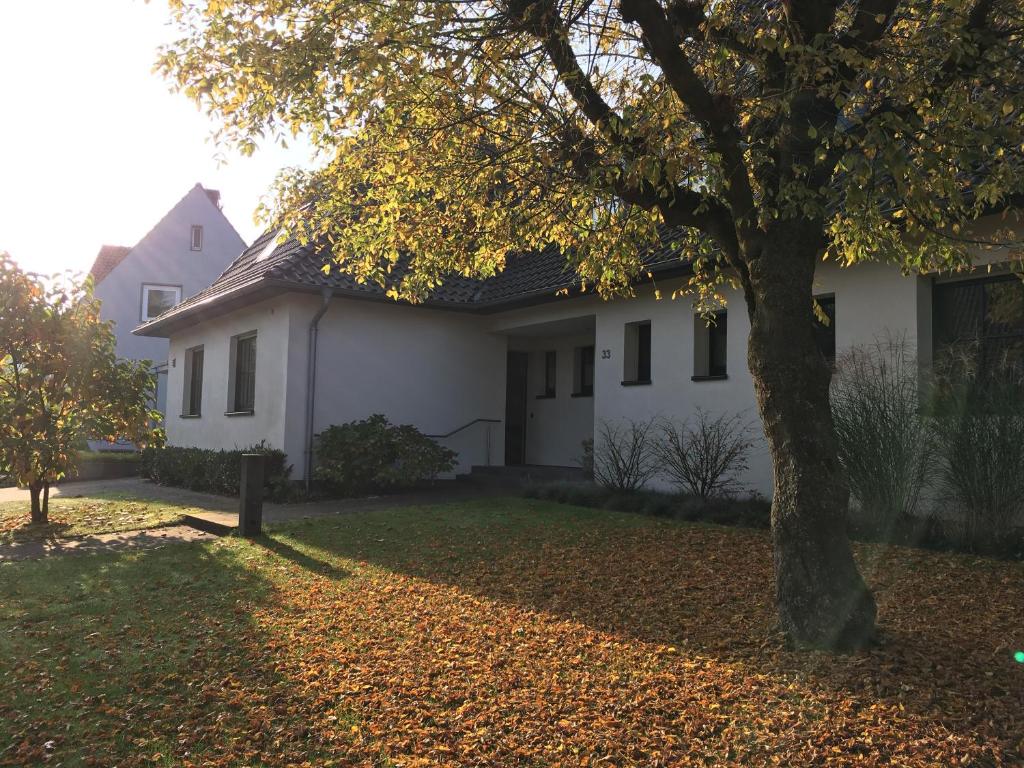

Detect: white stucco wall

[165,296,294,459]
[95,185,246,365]
[165,292,507,479]
[160,257,938,493]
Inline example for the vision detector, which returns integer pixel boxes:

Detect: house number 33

[601,349,612,359]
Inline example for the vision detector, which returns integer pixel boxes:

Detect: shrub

[928,352,1024,553]
[140,442,293,500]
[831,334,932,534]
[655,409,753,501]
[313,414,456,496]
[591,418,658,491]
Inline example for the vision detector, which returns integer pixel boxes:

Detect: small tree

[656,409,753,502]
[0,254,158,523]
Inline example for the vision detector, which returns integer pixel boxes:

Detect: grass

[0,493,198,544]
[0,497,1021,767]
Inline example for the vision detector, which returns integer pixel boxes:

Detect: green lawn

[0,494,194,544]
[0,498,1020,767]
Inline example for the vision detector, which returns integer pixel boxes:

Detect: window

[141,284,181,321]
[623,320,652,385]
[814,295,836,366]
[573,345,595,397]
[539,350,557,398]
[694,311,728,379]
[229,332,257,414]
[934,275,1024,377]
[190,225,203,251]
[182,346,204,417]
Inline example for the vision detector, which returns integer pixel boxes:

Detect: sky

[0,0,316,276]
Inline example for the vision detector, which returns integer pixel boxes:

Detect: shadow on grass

[273,497,1024,753]
[0,537,352,766]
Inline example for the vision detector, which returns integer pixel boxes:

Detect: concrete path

[0,525,218,562]
[0,477,507,562]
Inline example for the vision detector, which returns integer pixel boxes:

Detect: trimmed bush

[592,418,658,491]
[140,442,293,500]
[655,409,753,501]
[313,414,456,496]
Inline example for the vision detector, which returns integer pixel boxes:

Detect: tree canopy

[0,255,159,521]
[161,0,1023,304]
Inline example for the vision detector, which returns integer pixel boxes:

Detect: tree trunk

[42,481,49,514]
[746,224,877,650]
[29,483,46,525]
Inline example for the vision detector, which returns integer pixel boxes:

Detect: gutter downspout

[304,287,333,493]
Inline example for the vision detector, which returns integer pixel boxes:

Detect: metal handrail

[425,418,501,439]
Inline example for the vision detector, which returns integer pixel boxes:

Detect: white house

[89,183,247,421]
[133,216,1023,496]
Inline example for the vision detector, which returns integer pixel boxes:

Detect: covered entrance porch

[501,315,595,468]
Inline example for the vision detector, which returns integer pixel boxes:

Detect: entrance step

[182,511,237,536]
[459,465,591,488]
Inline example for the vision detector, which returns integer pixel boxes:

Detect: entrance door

[504,351,529,465]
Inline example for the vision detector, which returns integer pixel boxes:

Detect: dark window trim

[224,409,255,417]
[179,413,202,419]
[230,331,258,414]
[706,310,728,378]
[574,344,595,397]
[621,379,652,386]
[183,345,204,418]
[691,374,729,382]
[570,392,593,399]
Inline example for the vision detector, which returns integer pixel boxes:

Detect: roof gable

[89,245,132,283]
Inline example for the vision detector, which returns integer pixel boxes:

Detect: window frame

[622,320,653,386]
[190,225,203,251]
[813,294,837,368]
[181,345,204,418]
[140,283,182,322]
[227,331,258,415]
[538,350,557,398]
[572,345,595,397]
[693,310,728,381]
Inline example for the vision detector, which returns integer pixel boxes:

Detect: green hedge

[140,443,293,500]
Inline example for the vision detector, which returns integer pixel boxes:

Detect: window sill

[621,380,652,387]
[535,394,557,400]
[179,413,201,419]
[224,410,255,417]
[570,391,593,398]
[691,374,728,382]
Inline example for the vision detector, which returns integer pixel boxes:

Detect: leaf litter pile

[1,498,1021,766]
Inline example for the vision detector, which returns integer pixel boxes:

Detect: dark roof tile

[135,224,692,335]
[89,245,132,283]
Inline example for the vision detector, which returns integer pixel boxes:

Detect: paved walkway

[0,477,507,562]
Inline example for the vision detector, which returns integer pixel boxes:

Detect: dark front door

[505,351,529,465]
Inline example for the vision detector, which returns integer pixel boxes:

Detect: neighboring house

[133,215,1022,496]
[89,183,247,429]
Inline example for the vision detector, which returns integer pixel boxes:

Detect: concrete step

[459,465,591,487]
[182,511,237,536]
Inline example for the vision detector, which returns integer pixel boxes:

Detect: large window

[229,332,257,414]
[182,346,204,417]
[573,345,595,397]
[622,320,652,385]
[934,275,1024,376]
[694,311,728,379]
[141,284,181,322]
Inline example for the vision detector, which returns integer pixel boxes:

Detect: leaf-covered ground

[1,498,1021,766]
[0,495,192,544]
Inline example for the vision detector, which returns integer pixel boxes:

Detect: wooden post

[239,453,265,537]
